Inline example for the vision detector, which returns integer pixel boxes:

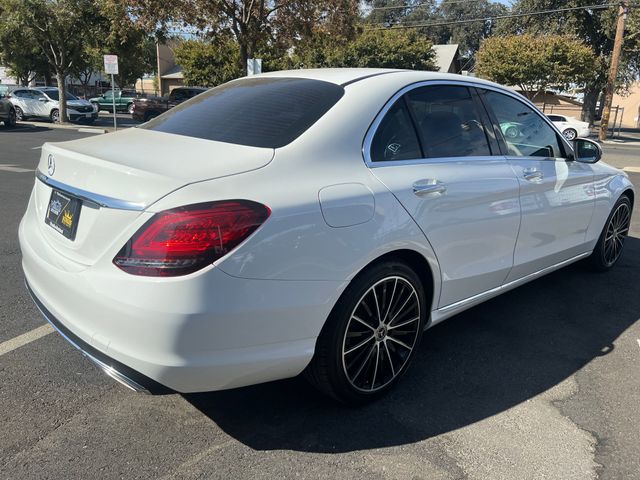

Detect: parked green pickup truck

[89,90,143,114]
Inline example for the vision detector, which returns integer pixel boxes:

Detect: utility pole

[599,0,627,141]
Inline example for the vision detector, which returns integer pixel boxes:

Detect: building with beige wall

[612,81,640,128]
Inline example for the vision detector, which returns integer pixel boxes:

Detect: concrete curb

[77,128,107,134]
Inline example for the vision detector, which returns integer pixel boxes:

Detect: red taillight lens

[113,200,270,277]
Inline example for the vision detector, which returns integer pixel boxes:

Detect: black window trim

[363,79,575,167]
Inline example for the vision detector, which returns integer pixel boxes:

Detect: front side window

[406,85,492,158]
[482,90,565,158]
[40,89,78,101]
[370,100,422,162]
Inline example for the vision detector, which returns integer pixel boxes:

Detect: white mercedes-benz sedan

[20,69,634,404]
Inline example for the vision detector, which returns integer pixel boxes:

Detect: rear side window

[406,85,492,158]
[371,100,422,162]
[142,78,345,148]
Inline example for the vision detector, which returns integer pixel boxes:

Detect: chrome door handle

[412,180,447,197]
[523,168,543,182]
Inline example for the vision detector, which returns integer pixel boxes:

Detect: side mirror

[573,138,602,164]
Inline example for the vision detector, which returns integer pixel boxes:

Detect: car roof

[255,68,509,90]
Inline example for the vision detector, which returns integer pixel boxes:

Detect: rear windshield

[141,77,345,148]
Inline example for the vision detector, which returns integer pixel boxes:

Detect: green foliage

[125,0,361,73]
[290,29,437,71]
[173,39,242,87]
[476,34,598,98]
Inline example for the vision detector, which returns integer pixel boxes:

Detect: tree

[413,0,507,64]
[0,18,50,86]
[363,0,507,69]
[476,34,598,101]
[100,1,157,88]
[124,0,360,74]
[290,29,437,71]
[173,39,241,86]
[497,0,640,123]
[2,0,102,123]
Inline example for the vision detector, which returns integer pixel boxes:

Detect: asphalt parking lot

[1,126,639,480]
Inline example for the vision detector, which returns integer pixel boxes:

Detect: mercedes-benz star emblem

[47,154,55,176]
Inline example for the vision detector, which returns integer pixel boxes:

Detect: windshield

[40,89,78,101]
[141,77,345,148]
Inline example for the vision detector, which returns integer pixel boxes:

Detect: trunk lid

[33,128,274,265]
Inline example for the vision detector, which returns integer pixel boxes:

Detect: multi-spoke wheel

[562,128,577,141]
[342,276,420,392]
[306,260,427,404]
[589,195,632,271]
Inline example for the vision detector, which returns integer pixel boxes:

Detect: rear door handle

[413,180,447,197]
[523,168,543,182]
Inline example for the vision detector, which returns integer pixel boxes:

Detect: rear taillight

[113,200,270,277]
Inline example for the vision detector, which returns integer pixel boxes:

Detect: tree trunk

[239,41,248,75]
[581,84,600,126]
[56,70,68,124]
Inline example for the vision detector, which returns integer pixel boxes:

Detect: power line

[370,0,494,11]
[365,3,619,29]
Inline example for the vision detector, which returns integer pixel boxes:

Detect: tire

[91,102,100,112]
[127,103,134,115]
[3,108,16,128]
[144,111,159,122]
[14,106,24,121]
[50,109,60,123]
[305,260,427,404]
[505,125,519,139]
[589,195,632,271]
[563,128,577,141]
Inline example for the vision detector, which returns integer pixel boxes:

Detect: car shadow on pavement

[185,236,640,453]
[0,124,53,133]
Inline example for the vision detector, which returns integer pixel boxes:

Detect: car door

[477,88,595,281]
[32,90,53,117]
[366,83,522,308]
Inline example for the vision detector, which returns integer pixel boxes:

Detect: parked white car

[547,114,591,140]
[9,87,98,123]
[20,69,634,404]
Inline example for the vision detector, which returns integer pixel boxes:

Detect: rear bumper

[26,281,167,394]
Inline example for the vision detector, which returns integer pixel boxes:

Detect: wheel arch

[346,248,438,318]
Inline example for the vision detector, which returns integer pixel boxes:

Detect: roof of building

[161,65,184,80]
[431,44,460,72]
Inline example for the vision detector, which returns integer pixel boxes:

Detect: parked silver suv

[9,87,97,123]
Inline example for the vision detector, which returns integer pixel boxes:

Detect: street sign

[103,55,119,75]
[103,55,118,130]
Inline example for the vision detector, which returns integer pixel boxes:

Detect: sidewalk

[594,126,640,145]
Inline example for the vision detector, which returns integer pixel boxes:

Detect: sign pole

[111,73,117,131]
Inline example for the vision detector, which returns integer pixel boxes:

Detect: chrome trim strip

[361,79,574,168]
[438,252,591,313]
[36,170,146,211]
[25,281,149,393]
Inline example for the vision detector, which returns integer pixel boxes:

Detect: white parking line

[0,324,54,357]
[637,339,640,349]
[623,167,640,173]
[0,164,34,173]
